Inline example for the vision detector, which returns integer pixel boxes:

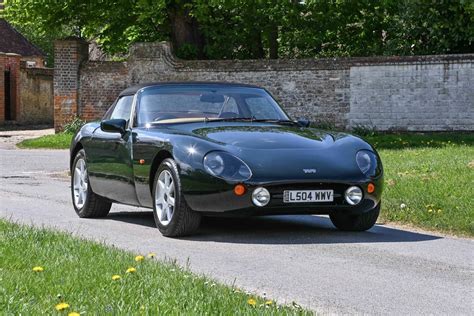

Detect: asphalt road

[0,146,473,315]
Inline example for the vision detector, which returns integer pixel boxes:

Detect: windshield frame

[134,84,292,126]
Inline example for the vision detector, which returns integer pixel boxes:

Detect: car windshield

[136,85,290,126]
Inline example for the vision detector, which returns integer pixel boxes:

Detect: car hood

[191,124,340,150]
[180,123,373,182]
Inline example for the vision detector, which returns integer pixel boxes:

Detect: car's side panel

[132,128,172,208]
[131,127,222,208]
[84,127,139,206]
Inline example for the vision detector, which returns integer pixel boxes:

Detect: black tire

[330,203,380,231]
[71,149,112,218]
[152,158,201,237]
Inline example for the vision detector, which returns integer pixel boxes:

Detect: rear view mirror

[200,93,225,103]
[297,119,311,127]
[101,119,127,135]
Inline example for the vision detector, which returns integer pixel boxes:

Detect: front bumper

[183,177,383,216]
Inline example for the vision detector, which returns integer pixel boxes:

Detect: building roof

[0,18,45,57]
[119,82,262,96]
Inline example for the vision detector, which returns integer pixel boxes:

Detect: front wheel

[71,149,112,218]
[330,203,380,231]
[152,158,201,237]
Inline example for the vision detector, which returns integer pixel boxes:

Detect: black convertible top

[118,82,262,97]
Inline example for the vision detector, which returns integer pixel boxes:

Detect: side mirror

[100,119,127,135]
[297,118,311,127]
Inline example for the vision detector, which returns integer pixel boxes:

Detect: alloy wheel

[73,158,88,208]
[155,169,175,226]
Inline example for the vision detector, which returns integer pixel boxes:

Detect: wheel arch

[149,150,173,194]
[70,142,84,171]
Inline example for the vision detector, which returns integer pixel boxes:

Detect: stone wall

[19,64,53,124]
[54,39,474,131]
[349,62,473,131]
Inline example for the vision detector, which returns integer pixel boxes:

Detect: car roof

[118,82,262,97]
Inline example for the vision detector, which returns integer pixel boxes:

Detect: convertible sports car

[70,82,383,237]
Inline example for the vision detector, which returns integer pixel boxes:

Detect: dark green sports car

[70,82,383,237]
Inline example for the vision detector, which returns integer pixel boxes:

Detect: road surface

[0,144,472,314]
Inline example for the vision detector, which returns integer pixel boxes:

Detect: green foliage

[352,124,379,137]
[312,120,337,131]
[4,0,473,61]
[63,117,86,135]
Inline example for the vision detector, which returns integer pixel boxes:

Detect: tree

[4,0,473,61]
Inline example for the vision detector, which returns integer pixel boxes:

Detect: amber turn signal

[234,184,246,196]
[367,183,375,193]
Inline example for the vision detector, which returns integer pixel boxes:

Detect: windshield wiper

[209,117,255,122]
[252,119,299,126]
[207,117,299,126]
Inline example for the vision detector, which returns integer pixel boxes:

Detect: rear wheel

[152,158,201,237]
[71,149,112,218]
[330,203,380,231]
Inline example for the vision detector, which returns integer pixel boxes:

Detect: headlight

[203,151,252,181]
[356,150,378,176]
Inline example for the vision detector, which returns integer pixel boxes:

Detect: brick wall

[0,52,53,125]
[54,39,474,131]
[0,54,4,123]
[80,61,128,121]
[0,53,21,123]
[19,63,53,124]
[53,38,89,131]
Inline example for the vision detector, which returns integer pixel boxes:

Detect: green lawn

[370,135,474,236]
[17,132,73,149]
[16,132,474,236]
[0,220,309,315]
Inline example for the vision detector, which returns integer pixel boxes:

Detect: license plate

[283,190,334,203]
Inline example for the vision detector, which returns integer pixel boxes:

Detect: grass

[0,220,310,315]
[17,132,73,149]
[15,132,474,235]
[364,133,474,236]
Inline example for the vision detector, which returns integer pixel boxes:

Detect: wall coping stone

[128,41,474,72]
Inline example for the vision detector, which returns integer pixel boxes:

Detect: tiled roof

[0,18,45,56]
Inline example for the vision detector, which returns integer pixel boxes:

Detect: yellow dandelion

[247,298,257,307]
[55,302,70,311]
[32,266,44,272]
[135,255,145,262]
[126,267,137,274]
[147,253,156,258]
[112,275,121,281]
[68,312,80,316]
[265,300,273,306]
[428,209,433,213]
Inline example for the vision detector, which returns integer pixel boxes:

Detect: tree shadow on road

[106,210,441,244]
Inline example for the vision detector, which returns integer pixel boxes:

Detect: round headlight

[345,186,363,205]
[204,153,224,175]
[252,187,270,207]
[356,150,378,176]
[203,151,252,181]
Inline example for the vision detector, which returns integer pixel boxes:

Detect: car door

[87,95,140,205]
